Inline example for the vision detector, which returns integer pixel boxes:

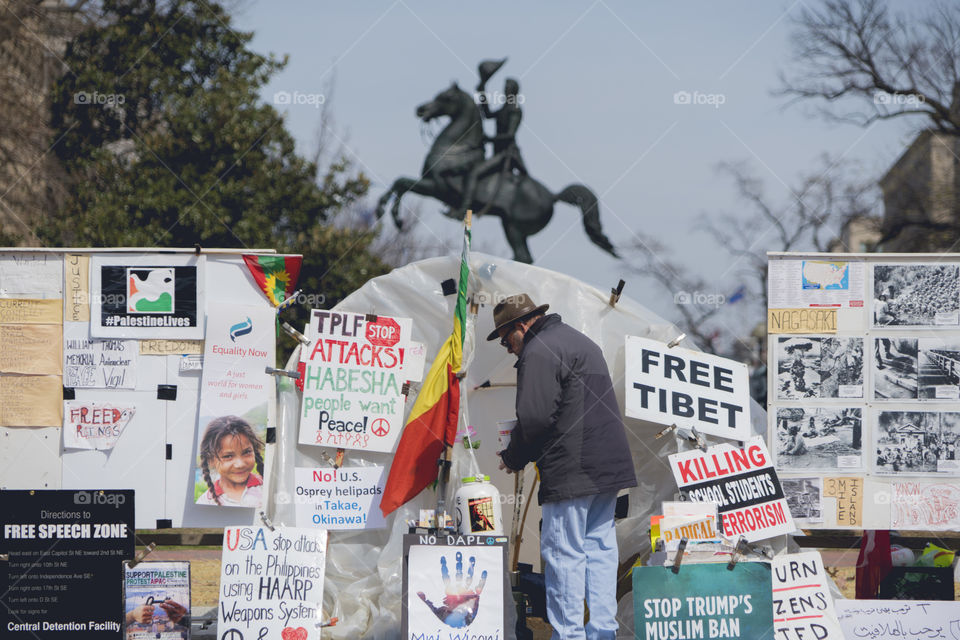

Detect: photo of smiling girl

[195,415,265,508]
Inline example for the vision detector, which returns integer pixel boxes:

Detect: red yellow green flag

[380,216,471,516]
[242,254,302,306]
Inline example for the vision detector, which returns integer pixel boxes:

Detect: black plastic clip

[194,244,201,255]
[401,381,411,396]
[365,312,378,323]
[609,279,626,306]
[672,537,688,574]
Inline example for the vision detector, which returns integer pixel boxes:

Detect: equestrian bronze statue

[375,59,618,264]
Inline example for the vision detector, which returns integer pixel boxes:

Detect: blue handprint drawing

[416,551,488,628]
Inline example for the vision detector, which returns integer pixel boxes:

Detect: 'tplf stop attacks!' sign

[298,310,421,453]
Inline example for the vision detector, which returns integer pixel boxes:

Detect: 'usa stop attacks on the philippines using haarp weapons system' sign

[298,310,423,454]
[669,437,796,542]
[625,336,752,441]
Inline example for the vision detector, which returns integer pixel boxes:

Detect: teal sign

[633,563,774,640]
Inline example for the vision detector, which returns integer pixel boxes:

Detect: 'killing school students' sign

[669,437,796,542]
[633,563,774,640]
[625,336,752,442]
[299,310,421,453]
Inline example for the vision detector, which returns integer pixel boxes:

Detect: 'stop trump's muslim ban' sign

[299,310,421,453]
[625,336,751,441]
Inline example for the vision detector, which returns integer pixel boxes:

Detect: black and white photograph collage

[770,261,960,479]
[781,478,822,522]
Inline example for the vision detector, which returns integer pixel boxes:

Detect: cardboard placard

[772,552,843,640]
[632,563,774,640]
[823,477,862,526]
[218,527,327,640]
[0,374,63,426]
[768,309,838,334]
[669,436,796,542]
[625,335,751,441]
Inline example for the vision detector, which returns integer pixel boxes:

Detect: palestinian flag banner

[243,254,302,306]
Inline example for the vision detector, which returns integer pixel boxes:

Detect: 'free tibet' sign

[625,336,751,442]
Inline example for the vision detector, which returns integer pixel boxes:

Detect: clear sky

[233,0,924,334]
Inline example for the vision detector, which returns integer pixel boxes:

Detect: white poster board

[625,335,751,441]
[293,466,387,530]
[669,436,795,542]
[835,600,960,640]
[771,552,843,640]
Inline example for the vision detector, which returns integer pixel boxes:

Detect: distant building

[828,214,882,253]
[877,131,960,252]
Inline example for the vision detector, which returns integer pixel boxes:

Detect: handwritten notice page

[823,477,863,526]
[835,600,960,640]
[772,552,843,640]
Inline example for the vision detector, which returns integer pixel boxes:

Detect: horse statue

[375,78,618,264]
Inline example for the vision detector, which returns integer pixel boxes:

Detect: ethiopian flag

[242,254,302,306]
[380,216,471,516]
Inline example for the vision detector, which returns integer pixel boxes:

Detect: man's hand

[159,599,187,624]
[126,604,154,624]
[498,454,515,474]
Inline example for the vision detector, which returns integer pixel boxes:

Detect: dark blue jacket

[501,314,637,504]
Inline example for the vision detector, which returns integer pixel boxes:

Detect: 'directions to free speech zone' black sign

[0,489,135,638]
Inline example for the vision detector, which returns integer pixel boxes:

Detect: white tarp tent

[267,252,766,639]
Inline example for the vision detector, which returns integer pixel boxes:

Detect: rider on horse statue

[461,59,528,217]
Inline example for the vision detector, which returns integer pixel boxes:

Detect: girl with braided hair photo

[195,415,265,508]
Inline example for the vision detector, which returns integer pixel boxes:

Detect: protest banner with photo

[772,552,843,640]
[669,436,796,542]
[63,321,137,388]
[625,335,751,441]
[403,533,509,640]
[299,310,422,453]
[835,600,960,640]
[195,304,275,508]
[218,526,327,640]
[123,561,191,640]
[293,466,387,530]
[63,400,136,450]
[90,255,204,339]
[632,563,774,640]
[1,489,135,638]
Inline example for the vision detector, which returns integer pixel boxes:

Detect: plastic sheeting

[266,252,767,640]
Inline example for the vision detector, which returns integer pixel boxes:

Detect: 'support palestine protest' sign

[90,255,204,339]
[772,552,843,640]
[218,526,327,640]
[123,561,191,640]
[632,563,774,640]
[625,336,752,441]
[293,466,387,530]
[669,436,796,542]
[299,310,421,453]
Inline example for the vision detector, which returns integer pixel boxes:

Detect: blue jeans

[541,491,619,640]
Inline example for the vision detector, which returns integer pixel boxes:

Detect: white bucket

[455,475,504,535]
[497,419,517,452]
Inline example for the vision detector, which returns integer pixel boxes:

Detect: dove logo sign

[127,268,175,313]
[229,317,253,342]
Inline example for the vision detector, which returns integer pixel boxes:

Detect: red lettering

[678,459,698,484]
[225,528,239,551]
[747,444,766,467]
[729,448,749,472]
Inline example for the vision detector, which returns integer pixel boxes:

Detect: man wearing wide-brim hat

[489,293,636,640]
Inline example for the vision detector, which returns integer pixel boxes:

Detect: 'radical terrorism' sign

[669,437,796,543]
[633,563,774,640]
[298,310,421,453]
[625,336,751,442]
